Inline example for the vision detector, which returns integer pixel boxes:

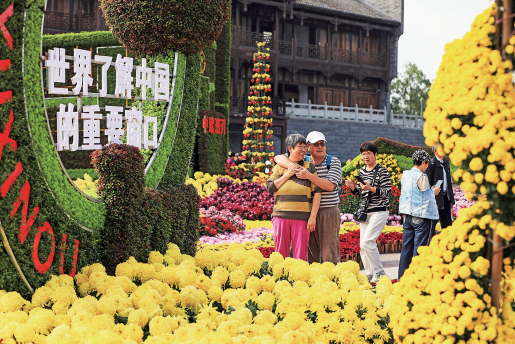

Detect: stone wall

[286,117,427,161]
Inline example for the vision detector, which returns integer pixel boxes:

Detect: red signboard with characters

[202,115,226,135]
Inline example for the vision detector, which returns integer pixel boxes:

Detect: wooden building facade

[228,0,403,154]
[43,0,108,34]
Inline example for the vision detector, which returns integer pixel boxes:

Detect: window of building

[301,73,313,83]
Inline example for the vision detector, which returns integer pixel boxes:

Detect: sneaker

[365,274,373,282]
[375,270,388,281]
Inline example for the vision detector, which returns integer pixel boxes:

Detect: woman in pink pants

[266,134,323,261]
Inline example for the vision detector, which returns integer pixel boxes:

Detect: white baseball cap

[306,131,326,144]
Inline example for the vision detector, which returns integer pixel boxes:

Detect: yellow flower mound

[424,5,515,221]
[344,154,402,188]
[393,4,515,343]
[0,244,395,343]
[74,173,99,199]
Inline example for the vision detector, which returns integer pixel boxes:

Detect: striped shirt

[266,161,323,221]
[306,154,342,208]
[352,164,392,213]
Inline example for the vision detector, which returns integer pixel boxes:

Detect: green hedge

[159,54,202,187]
[199,76,211,111]
[196,110,227,174]
[373,137,431,157]
[203,42,217,110]
[215,18,231,157]
[0,0,99,298]
[144,53,187,188]
[92,144,199,274]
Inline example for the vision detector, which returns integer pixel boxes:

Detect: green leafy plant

[99,0,231,56]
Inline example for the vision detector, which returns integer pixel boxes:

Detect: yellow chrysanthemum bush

[392,4,515,343]
[343,154,402,188]
[0,244,396,343]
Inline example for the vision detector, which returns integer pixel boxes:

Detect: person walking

[425,145,455,230]
[344,141,391,282]
[266,134,323,261]
[398,150,440,279]
[274,131,342,264]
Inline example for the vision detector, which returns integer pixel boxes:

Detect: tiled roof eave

[294,3,401,26]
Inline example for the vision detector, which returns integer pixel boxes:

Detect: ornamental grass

[0,244,395,344]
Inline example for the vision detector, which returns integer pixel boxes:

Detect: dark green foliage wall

[196,110,227,175]
[92,144,200,274]
[203,42,217,110]
[0,0,99,298]
[373,137,431,157]
[199,76,211,111]
[159,54,202,187]
[215,18,231,157]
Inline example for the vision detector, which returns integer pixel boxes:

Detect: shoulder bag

[353,165,379,223]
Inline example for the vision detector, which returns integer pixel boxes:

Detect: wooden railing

[239,30,273,47]
[231,29,387,68]
[362,52,386,68]
[331,48,358,64]
[296,43,325,60]
[278,40,292,56]
[230,97,286,116]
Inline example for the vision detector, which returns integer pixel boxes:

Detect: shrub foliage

[99,0,231,56]
[373,137,431,157]
[92,144,199,274]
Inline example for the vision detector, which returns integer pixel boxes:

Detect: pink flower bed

[340,213,402,227]
[200,206,246,230]
[199,226,272,246]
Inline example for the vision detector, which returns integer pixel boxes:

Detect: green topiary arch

[0,0,201,297]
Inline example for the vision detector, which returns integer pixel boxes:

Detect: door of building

[351,91,378,109]
[320,88,347,106]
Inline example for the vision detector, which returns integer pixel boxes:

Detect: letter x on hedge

[0,2,79,277]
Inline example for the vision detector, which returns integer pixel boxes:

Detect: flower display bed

[200,178,274,220]
[0,245,395,343]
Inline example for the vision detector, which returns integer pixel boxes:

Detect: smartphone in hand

[356,175,365,184]
[435,180,443,188]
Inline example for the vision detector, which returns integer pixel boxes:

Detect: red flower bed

[200,178,274,220]
[199,216,240,237]
[339,230,361,256]
[339,230,404,257]
[377,231,403,244]
[255,230,404,260]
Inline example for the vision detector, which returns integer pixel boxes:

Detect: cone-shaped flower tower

[241,42,274,168]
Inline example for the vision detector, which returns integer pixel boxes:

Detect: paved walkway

[359,253,400,282]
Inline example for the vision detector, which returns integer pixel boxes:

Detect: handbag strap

[361,165,380,213]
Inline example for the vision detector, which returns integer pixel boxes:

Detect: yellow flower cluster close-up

[74,173,99,199]
[0,244,396,344]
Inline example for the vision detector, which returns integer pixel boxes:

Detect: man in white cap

[274,131,342,264]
